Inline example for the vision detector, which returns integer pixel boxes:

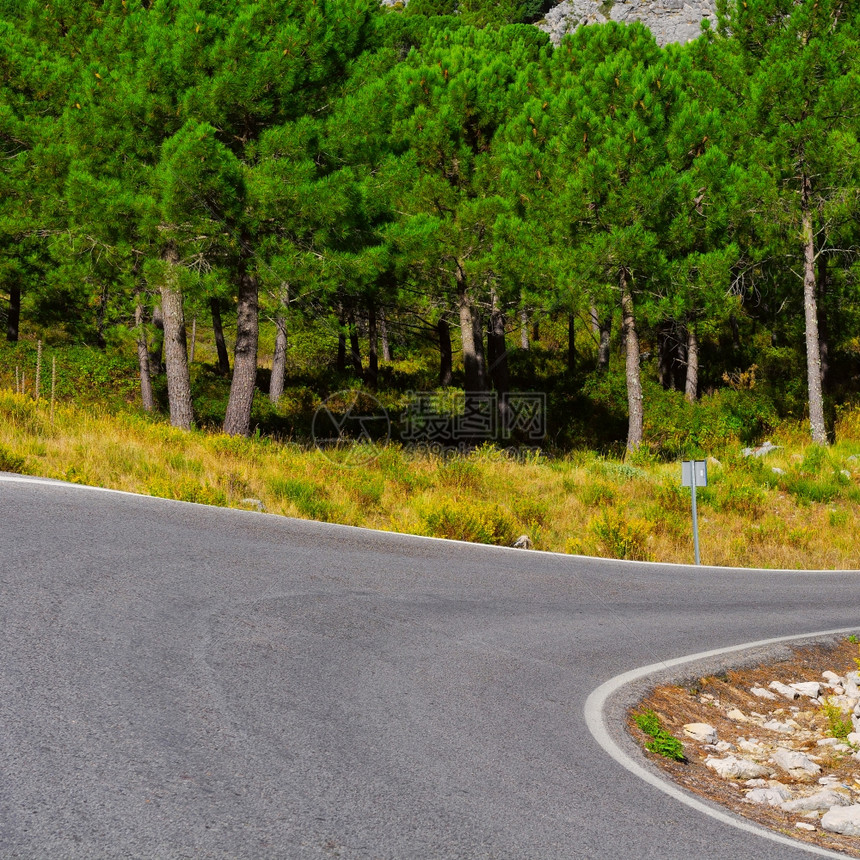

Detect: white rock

[745,778,768,787]
[790,682,822,698]
[823,671,843,684]
[845,677,860,698]
[705,755,769,780]
[818,737,843,747]
[821,805,860,836]
[847,732,860,745]
[737,738,768,754]
[726,708,749,722]
[795,822,816,831]
[750,686,777,700]
[853,714,860,733]
[747,786,792,807]
[769,681,800,700]
[683,723,718,744]
[782,789,852,813]
[771,747,821,776]
[762,719,795,733]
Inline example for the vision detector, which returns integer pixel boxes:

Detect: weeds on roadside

[634,710,686,762]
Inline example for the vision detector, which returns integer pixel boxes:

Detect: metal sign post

[681,460,708,566]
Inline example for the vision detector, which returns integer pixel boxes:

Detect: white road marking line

[584,627,860,858]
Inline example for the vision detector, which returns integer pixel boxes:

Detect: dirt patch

[630,638,860,856]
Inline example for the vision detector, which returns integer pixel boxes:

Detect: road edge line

[584,627,860,859]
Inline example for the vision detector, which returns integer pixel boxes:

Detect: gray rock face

[771,747,821,777]
[705,755,768,780]
[537,0,716,46]
[821,805,860,836]
[782,789,852,813]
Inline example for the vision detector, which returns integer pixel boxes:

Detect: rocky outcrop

[537,0,716,47]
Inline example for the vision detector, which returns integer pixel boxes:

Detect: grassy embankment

[2,372,859,569]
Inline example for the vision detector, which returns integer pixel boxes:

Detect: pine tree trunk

[380,308,392,362]
[210,298,230,376]
[336,305,347,373]
[657,321,673,390]
[6,283,20,342]
[817,253,830,390]
[223,267,259,437]
[269,314,287,406]
[620,268,643,452]
[489,293,511,433]
[520,308,529,350]
[348,309,363,376]
[685,324,699,404]
[455,263,487,393]
[801,172,827,445]
[160,248,193,430]
[567,314,576,372]
[134,292,155,413]
[366,301,378,387]
[438,318,453,387]
[149,305,164,374]
[590,305,600,336]
[597,315,611,373]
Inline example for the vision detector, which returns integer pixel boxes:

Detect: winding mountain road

[2,474,858,859]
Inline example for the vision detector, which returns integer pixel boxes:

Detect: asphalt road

[2,475,859,859]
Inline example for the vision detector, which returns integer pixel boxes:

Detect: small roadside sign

[681,459,708,565]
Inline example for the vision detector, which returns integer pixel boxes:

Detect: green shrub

[580,481,616,506]
[634,710,686,761]
[0,444,25,473]
[422,499,516,546]
[268,476,335,521]
[591,509,653,561]
[821,701,853,740]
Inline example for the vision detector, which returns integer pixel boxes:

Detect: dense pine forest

[2,0,860,456]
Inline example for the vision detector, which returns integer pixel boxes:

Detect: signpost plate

[681,459,708,488]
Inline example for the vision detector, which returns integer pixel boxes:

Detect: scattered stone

[684,723,718,744]
[844,676,860,698]
[821,805,860,836]
[751,686,777,700]
[726,708,749,722]
[746,785,792,807]
[742,440,781,458]
[841,470,851,479]
[705,756,768,780]
[240,498,266,512]
[847,732,860,745]
[745,778,768,787]
[512,535,532,549]
[704,740,736,753]
[737,738,767,754]
[769,681,800,700]
[771,747,821,776]
[708,456,722,468]
[818,738,843,747]
[771,467,784,475]
[795,822,817,831]
[848,455,858,462]
[762,719,795,734]
[823,671,844,684]
[790,682,822,699]
[782,789,852,813]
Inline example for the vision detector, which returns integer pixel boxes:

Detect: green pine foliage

[2,0,860,452]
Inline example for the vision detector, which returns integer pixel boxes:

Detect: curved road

[1,475,859,859]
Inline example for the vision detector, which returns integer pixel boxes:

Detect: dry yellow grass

[2,389,859,569]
